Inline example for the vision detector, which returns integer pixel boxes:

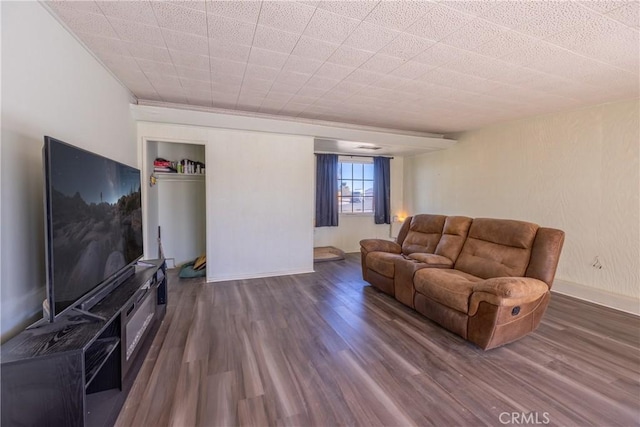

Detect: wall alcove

[142,139,206,271]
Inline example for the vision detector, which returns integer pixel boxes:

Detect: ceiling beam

[132,103,456,151]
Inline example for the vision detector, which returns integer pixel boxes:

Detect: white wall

[137,123,315,282]
[404,100,639,310]
[313,156,405,252]
[157,179,206,266]
[1,2,135,341]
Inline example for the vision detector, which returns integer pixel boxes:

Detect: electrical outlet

[591,256,603,270]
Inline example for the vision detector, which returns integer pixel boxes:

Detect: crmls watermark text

[499,411,551,425]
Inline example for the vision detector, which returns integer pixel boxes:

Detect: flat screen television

[42,136,143,322]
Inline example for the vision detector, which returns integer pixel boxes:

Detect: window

[338,159,374,213]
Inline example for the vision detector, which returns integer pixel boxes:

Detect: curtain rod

[314,152,394,159]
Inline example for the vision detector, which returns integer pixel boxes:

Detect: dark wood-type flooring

[116,254,640,427]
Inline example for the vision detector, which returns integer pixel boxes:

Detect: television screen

[43,136,143,320]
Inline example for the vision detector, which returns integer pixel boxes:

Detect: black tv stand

[1,259,168,427]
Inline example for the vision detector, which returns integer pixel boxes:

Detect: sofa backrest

[395,216,413,247]
[525,227,565,288]
[434,216,473,262]
[401,214,447,255]
[455,218,539,279]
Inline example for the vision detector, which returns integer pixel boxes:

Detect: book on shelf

[154,167,175,173]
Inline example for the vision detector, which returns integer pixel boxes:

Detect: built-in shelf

[154,172,205,178]
[151,172,204,183]
[85,337,120,388]
[150,172,205,186]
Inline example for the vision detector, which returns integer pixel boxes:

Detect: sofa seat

[407,253,454,268]
[414,269,482,313]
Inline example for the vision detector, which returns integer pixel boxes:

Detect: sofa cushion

[455,218,539,279]
[414,269,482,313]
[395,216,413,247]
[407,253,453,268]
[434,216,473,262]
[366,252,403,278]
[401,214,446,255]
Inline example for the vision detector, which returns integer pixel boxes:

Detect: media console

[0,259,167,427]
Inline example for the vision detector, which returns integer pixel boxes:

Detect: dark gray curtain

[315,154,338,227]
[373,156,391,224]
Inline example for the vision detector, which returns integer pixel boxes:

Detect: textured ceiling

[46,0,639,134]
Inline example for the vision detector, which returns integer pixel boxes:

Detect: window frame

[337,156,374,216]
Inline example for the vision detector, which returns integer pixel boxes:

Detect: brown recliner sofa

[360,214,564,350]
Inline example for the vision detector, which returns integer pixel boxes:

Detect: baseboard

[206,268,315,283]
[552,279,640,316]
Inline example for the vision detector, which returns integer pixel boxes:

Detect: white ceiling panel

[95,1,157,25]
[291,36,340,62]
[281,55,324,74]
[326,45,374,67]
[180,78,212,91]
[151,2,208,37]
[437,0,498,17]
[45,0,640,134]
[244,64,280,81]
[405,3,474,42]
[48,0,103,15]
[606,2,640,28]
[480,1,552,29]
[514,1,601,39]
[175,66,210,82]
[343,21,400,52]
[316,1,379,20]
[147,73,183,87]
[78,32,131,56]
[109,18,164,46]
[578,1,632,14]
[273,71,312,88]
[169,50,210,71]
[364,0,434,31]
[252,25,301,54]
[173,1,206,12]
[127,42,174,63]
[439,18,508,50]
[211,58,247,77]
[206,0,261,23]
[304,75,339,90]
[162,28,209,55]
[258,1,315,33]
[248,47,290,69]
[51,7,119,38]
[391,60,435,80]
[314,62,356,80]
[137,58,177,76]
[209,42,251,63]
[207,14,256,45]
[379,32,437,60]
[303,8,360,44]
[359,54,406,74]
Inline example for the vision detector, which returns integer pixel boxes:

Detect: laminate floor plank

[117,255,640,427]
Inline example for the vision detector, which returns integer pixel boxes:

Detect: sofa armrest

[360,239,401,254]
[474,277,549,298]
[468,277,549,316]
